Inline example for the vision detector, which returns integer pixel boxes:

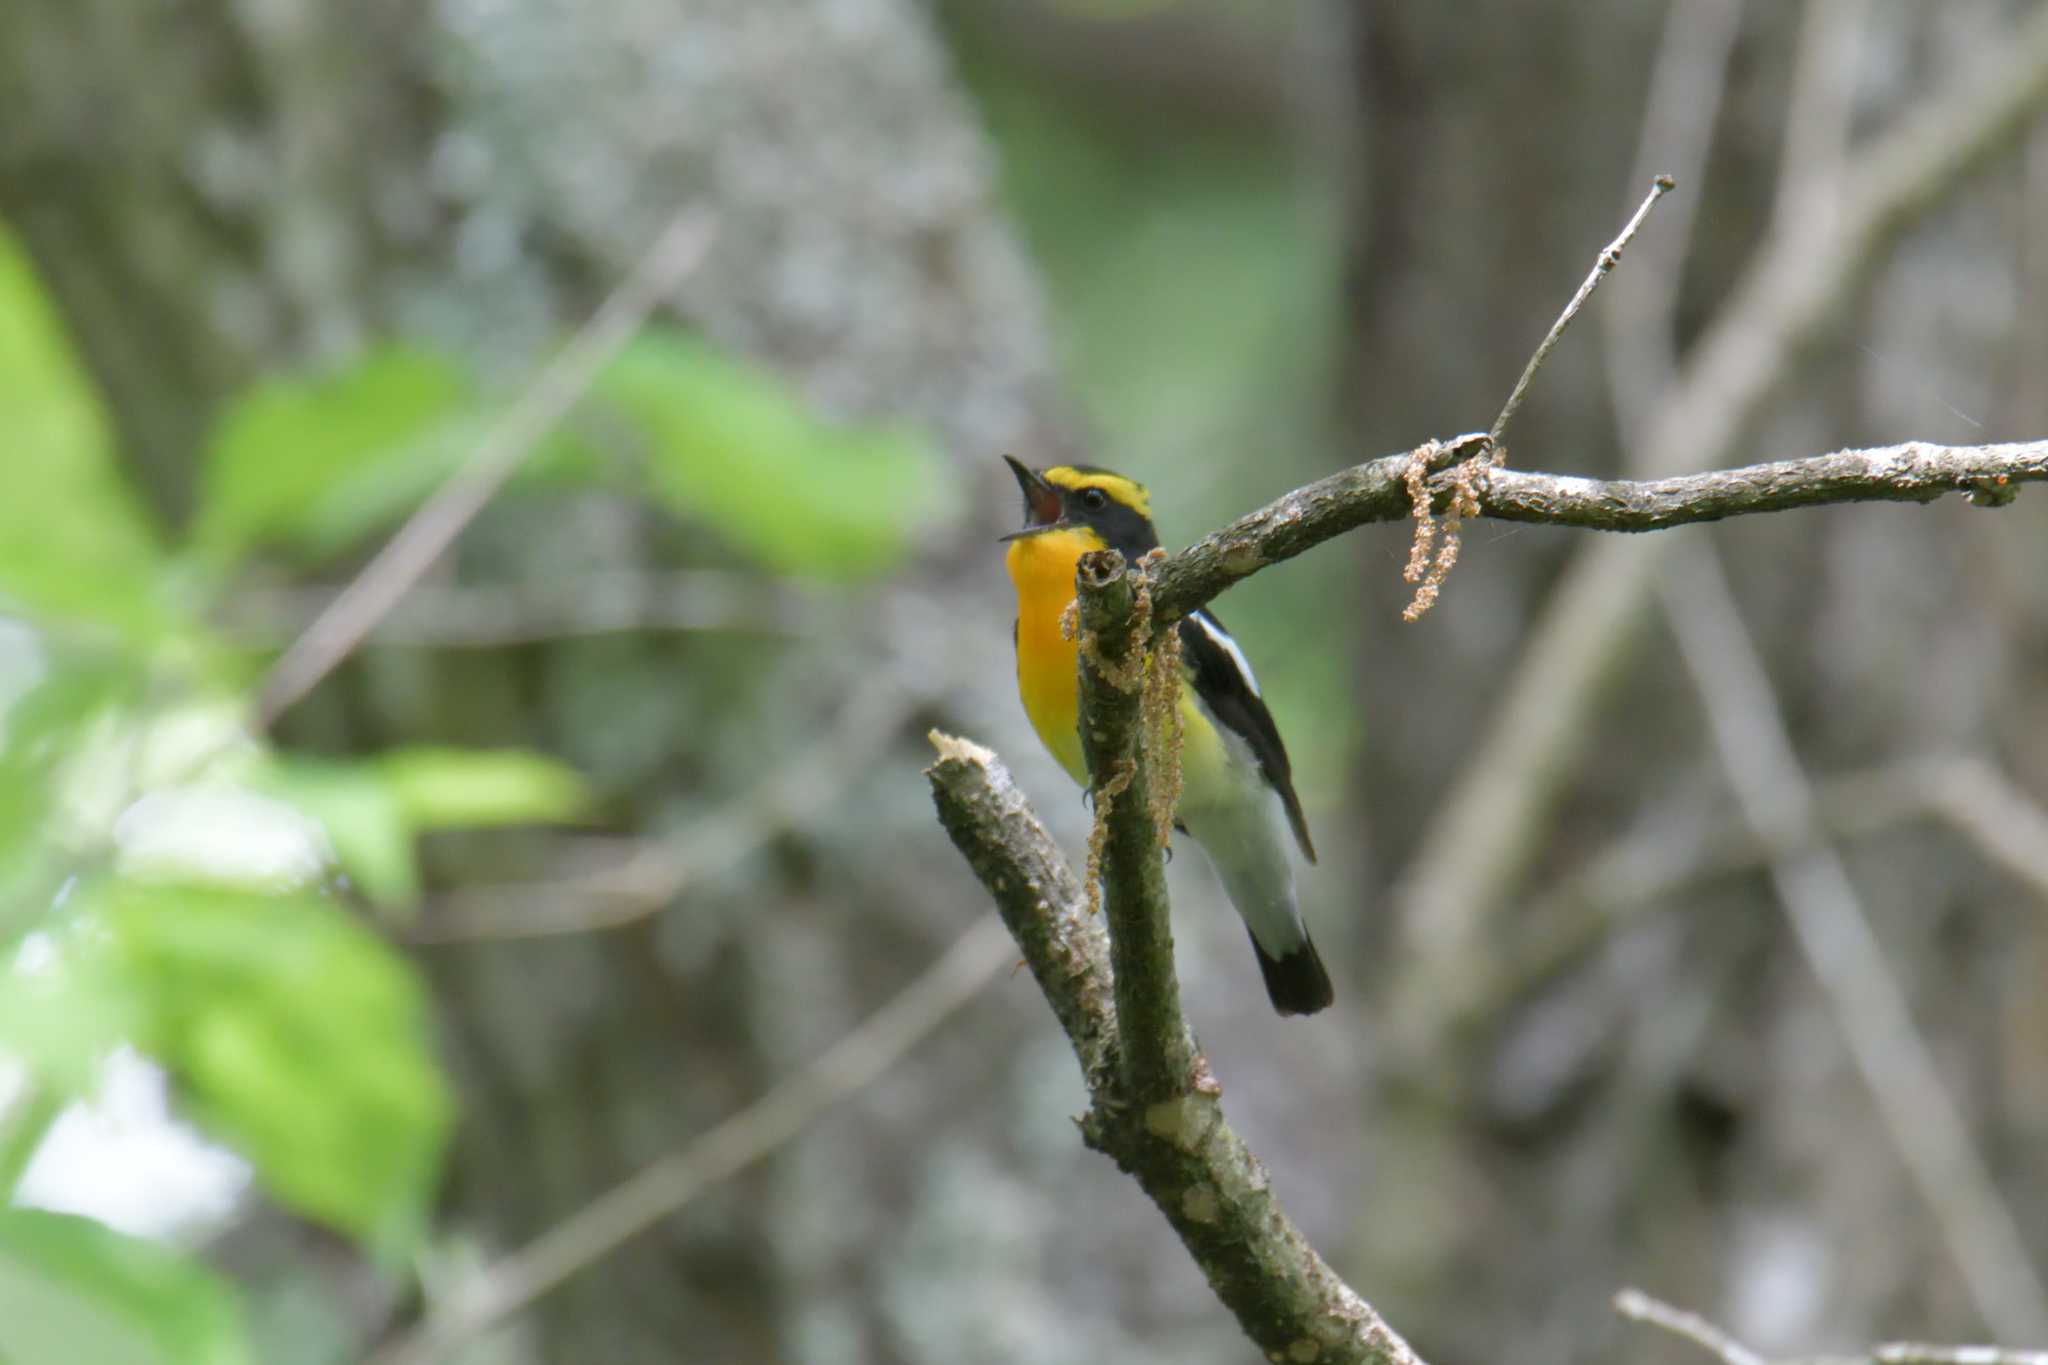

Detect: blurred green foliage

[194,346,475,566]
[0,1209,249,1365]
[0,212,962,1360]
[93,882,448,1256]
[260,748,589,907]
[599,329,954,578]
[0,235,173,641]
[194,327,950,580]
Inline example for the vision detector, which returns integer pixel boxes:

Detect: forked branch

[925,735,1422,1365]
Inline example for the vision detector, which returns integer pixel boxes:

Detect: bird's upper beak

[1000,455,1064,539]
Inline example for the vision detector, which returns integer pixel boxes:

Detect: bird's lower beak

[1000,455,1064,538]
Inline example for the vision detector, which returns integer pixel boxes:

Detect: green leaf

[193,346,471,565]
[98,882,451,1258]
[0,654,144,940]
[0,1209,251,1365]
[256,748,589,908]
[255,757,418,906]
[597,329,954,578]
[0,938,136,1099]
[375,746,590,830]
[0,233,170,638]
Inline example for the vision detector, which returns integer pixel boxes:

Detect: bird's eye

[1078,488,1109,511]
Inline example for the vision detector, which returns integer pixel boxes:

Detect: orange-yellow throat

[1005,526,1099,785]
[1005,526,1230,799]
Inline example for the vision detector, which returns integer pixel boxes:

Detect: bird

[999,455,1333,1016]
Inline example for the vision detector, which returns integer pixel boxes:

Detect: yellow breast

[1006,528,1097,785]
[1005,528,1234,804]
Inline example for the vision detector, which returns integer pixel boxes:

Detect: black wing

[1177,608,1317,864]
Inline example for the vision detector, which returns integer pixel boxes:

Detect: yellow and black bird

[1000,457,1333,1016]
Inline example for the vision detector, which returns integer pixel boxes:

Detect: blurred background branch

[1388,1,2048,1051]
[367,913,1020,1365]
[1662,543,2048,1342]
[255,211,718,727]
[1616,1288,2048,1365]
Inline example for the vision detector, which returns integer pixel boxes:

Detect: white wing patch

[1191,610,1261,698]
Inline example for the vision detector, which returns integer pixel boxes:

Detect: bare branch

[365,912,1016,1365]
[1072,550,1198,1104]
[397,839,686,944]
[230,570,811,649]
[256,211,716,727]
[1434,751,2048,1041]
[1614,1287,1767,1365]
[1151,433,1485,624]
[403,677,916,943]
[1876,1347,2048,1365]
[1479,441,2045,529]
[1615,1288,2048,1365]
[1405,174,1671,623]
[925,736,1424,1365]
[1153,438,2046,624]
[926,732,1119,1092]
[1912,757,2048,903]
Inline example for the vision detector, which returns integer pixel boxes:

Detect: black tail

[1250,932,1334,1016]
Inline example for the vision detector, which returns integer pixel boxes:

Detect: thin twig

[1614,1287,1767,1365]
[1614,1288,2048,1365]
[397,840,687,944]
[256,211,716,728]
[1662,543,2048,1343]
[1401,176,1675,619]
[232,570,811,650]
[364,913,1016,1365]
[402,672,918,943]
[1489,176,1675,451]
[1875,1346,2048,1365]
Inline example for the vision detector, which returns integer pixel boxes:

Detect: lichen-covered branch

[926,733,1118,1095]
[1152,438,2047,624]
[925,736,1423,1365]
[1071,549,1196,1106]
[1480,441,2047,530]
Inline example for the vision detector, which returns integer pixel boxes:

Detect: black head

[1001,456,1161,559]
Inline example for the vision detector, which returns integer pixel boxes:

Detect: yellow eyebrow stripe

[1043,467,1152,518]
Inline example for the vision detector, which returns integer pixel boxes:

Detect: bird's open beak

[1000,455,1064,540]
